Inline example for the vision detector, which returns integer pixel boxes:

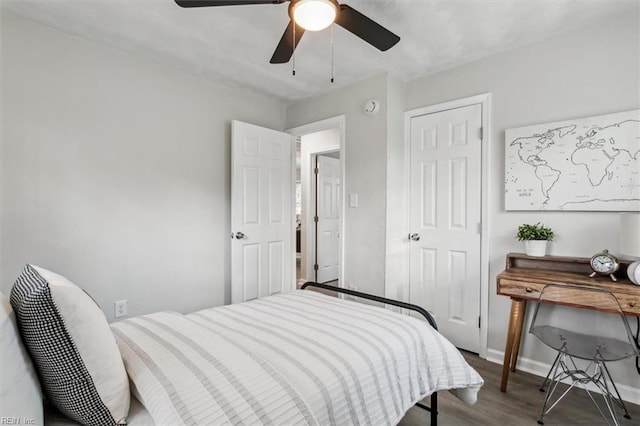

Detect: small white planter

[524,240,548,257]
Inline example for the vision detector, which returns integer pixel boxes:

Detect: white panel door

[231,120,293,304]
[315,155,340,283]
[409,104,482,352]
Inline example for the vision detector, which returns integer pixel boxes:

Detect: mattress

[111,290,483,425]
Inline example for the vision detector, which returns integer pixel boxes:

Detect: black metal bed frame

[300,281,439,426]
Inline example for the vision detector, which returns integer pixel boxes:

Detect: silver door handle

[235,232,246,240]
[409,233,420,241]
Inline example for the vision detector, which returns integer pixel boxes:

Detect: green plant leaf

[516,222,554,241]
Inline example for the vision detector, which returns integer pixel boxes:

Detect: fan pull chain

[330,24,334,83]
[292,23,296,76]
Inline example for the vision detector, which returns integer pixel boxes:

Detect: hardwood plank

[399,351,640,425]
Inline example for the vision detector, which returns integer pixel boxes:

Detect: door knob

[409,233,420,241]
[235,231,246,240]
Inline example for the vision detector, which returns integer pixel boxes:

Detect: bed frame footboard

[300,281,439,426]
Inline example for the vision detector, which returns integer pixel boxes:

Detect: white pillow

[1,292,44,426]
[10,265,130,425]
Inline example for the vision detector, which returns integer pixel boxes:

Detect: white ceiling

[2,0,636,103]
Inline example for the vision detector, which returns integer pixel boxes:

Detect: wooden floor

[399,351,640,425]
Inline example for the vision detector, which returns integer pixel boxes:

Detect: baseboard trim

[485,349,640,404]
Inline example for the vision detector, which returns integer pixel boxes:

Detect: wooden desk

[496,253,640,392]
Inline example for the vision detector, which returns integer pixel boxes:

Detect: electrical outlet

[114,300,128,318]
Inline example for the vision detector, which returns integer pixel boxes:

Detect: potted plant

[516,222,554,257]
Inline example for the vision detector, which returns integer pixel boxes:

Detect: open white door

[231,120,293,304]
[408,104,482,353]
[315,155,340,283]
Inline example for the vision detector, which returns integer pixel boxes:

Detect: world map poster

[505,109,640,211]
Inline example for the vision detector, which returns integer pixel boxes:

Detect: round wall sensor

[364,99,380,115]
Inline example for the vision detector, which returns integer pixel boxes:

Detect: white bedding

[44,397,153,426]
[111,291,483,425]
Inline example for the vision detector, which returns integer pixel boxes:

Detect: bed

[3,265,483,426]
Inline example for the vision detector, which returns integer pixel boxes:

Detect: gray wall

[285,74,390,296]
[404,12,639,394]
[384,74,408,302]
[1,14,285,321]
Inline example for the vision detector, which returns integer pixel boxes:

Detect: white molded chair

[529,283,639,425]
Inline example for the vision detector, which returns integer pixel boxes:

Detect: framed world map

[504,109,640,211]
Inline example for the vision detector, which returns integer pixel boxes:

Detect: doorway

[289,116,345,288]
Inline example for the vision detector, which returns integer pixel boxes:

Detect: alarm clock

[588,249,619,281]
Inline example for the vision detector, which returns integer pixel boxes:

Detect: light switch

[349,193,358,208]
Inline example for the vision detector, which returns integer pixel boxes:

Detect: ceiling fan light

[293,0,337,32]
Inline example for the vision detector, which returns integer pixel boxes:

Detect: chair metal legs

[601,362,632,420]
[537,353,632,426]
[537,352,574,425]
[539,352,561,392]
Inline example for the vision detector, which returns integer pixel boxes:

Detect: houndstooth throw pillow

[10,264,129,425]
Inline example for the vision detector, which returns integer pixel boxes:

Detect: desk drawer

[498,278,640,316]
[497,279,545,300]
[615,293,640,316]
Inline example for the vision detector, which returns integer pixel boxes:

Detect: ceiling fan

[175,0,400,64]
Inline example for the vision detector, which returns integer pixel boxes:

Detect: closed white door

[231,120,293,304]
[409,104,482,352]
[315,155,340,283]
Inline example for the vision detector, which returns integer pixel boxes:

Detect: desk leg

[500,299,526,392]
[510,300,527,372]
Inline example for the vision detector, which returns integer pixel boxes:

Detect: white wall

[1,14,285,321]
[286,74,389,296]
[404,12,640,395]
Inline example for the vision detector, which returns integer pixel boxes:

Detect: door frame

[404,93,491,358]
[287,115,346,288]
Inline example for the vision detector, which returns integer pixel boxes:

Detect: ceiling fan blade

[334,4,400,51]
[175,0,283,8]
[270,20,305,64]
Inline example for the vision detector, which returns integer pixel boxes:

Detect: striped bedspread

[111,291,483,425]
